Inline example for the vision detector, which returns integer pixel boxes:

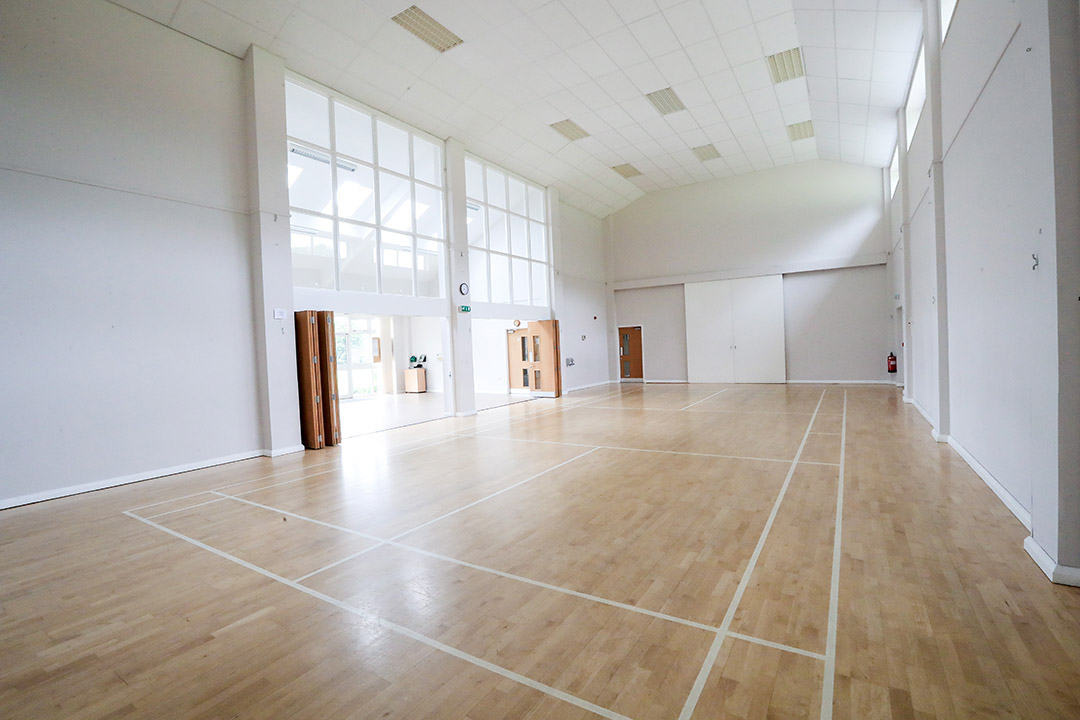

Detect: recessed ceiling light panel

[550,119,590,141]
[766,48,804,84]
[612,163,642,178]
[691,144,721,162]
[787,120,815,141]
[392,5,464,53]
[645,87,687,115]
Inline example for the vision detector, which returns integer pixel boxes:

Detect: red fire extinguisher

[887,353,897,374]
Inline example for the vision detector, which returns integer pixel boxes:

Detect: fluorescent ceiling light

[766,48,804,84]
[550,119,590,141]
[612,163,642,178]
[691,144,721,162]
[290,145,330,164]
[645,87,687,115]
[787,120,814,141]
[392,6,464,53]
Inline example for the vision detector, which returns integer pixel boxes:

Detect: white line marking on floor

[123,511,631,720]
[144,497,228,519]
[725,632,827,661]
[677,389,827,720]
[467,435,796,464]
[680,388,730,411]
[819,391,847,720]
[293,546,387,583]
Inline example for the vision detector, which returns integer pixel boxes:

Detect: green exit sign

[459,305,471,312]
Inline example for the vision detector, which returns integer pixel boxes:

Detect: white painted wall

[557,203,613,391]
[0,0,261,507]
[939,0,1057,521]
[908,191,939,424]
[471,319,515,394]
[613,286,688,383]
[783,266,892,383]
[610,160,888,286]
[406,316,447,393]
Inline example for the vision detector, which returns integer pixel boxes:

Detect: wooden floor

[2,384,1079,719]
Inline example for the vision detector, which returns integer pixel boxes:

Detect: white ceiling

[107,0,923,218]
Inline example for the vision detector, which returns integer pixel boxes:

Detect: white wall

[0,0,262,507]
[938,0,1056,521]
[556,203,613,391]
[471,319,515,394]
[783,266,892,383]
[406,316,447,393]
[907,191,939,424]
[613,286,688,382]
[610,160,888,286]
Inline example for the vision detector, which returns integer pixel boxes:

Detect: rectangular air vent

[392,6,464,53]
[550,119,590,141]
[691,144,721,162]
[766,48,804,84]
[645,87,687,115]
[612,163,642,178]
[787,120,815,141]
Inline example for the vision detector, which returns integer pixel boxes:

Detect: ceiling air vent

[691,144,721,162]
[766,48,804,84]
[612,163,642,178]
[550,119,590,141]
[787,120,815,141]
[645,87,687,115]
[392,6,464,53]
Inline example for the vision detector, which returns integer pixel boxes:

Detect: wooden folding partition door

[295,311,324,449]
[295,310,343,450]
[316,311,341,446]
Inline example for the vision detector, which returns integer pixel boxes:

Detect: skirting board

[565,380,616,393]
[267,445,305,458]
[910,398,937,429]
[1024,536,1080,587]
[787,380,897,385]
[948,437,1032,529]
[0,449,269,510]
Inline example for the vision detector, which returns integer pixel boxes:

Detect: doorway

[618,326,643,381]
[507,320,562,398]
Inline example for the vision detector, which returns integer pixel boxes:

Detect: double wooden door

[507,320,562,398]
[295,310,342,450]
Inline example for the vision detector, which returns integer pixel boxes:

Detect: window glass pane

[468,250,488,302]
[530,221,546,261]
[380,230,413,295]
[508,177,527,215]
[290,213,335,289]
[528,185,545,221]
[467,203,485,247]
[415,183,444,239]
[531,261,548,306]
[336,161,375,223]
[285,82,329,147]
[485,167,507,208]
[512,258,530,304]
[413,136,442,187]
[416,239,444,298]
[488,208,508,253]
[379,172,413,231]
[465,158,484,200]
[338,222,377,293]
[287,144,333,214]
[510,215,528,257]
[489,253,510,304]
[334,102,373,162]
[377,119,410,175]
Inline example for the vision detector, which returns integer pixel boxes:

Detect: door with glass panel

[618,326,643,381]
[336,316,382,398]
[506,321,562,397]
[507,328,531,393]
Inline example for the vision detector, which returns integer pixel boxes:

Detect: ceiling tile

[596,71,643,102]
[875,11,923,53]
[562,0,624,35]
[655,49,700,85]
[750,0,796,22]
[719,25,764,66]
[755,11,799,55]
[610,0,661,25]
[703,69,741,100]
[834,10,876,50]
[774,78,810,105]
[673,78,713,107]
[597,27,651,67]
[703,0,754,33]
[733,59,772,92]
[567,40,621,78]
[837,78,870,104]
[836,48,873,80]
[624,60,669,92]
[628,13,682,57]
[685,38,731,75]
[530,1,591,49]
[664,1,717,47]
[801,45,836,76]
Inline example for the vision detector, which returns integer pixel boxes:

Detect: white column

[896,108,915,402]
[243,45,302,456]
[444,138,476,416]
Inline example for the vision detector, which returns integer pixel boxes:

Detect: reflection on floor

[340,392,533,437]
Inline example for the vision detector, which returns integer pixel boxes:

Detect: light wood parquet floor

[1,383,1078,719]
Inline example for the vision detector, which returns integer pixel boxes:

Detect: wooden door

[507,327,531,392]
[618,326,643,380]
[294,311,324,449]
[316,311,341,445]
[527,320,561,398]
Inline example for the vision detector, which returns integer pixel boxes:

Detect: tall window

[285,79,446,298]
[905,46,926,149]
[464,156,550,308]
[941,0,958,44]
[889,145,900,197]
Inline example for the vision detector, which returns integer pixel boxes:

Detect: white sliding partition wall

[685,275,786,384]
